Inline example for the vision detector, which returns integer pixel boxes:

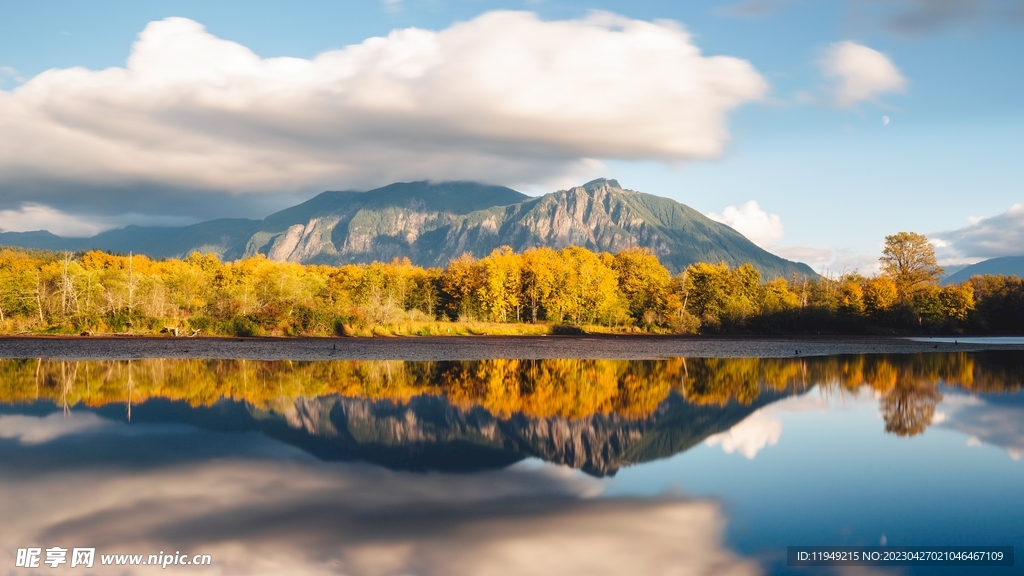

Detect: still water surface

[1,352,1022,575]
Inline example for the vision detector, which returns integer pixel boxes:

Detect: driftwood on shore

[160,327,201,337]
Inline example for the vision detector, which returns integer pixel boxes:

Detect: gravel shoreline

[1,334,1022,360]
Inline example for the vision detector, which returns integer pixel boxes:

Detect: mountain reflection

[1,352,1022,474]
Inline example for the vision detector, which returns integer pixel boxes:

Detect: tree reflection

[0,352,1020,439]
[881,380,942,437]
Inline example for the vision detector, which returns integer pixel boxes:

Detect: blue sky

[1,0,1022,271]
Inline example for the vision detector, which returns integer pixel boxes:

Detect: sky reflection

[0,419,757,576]
[2,352,1023,575]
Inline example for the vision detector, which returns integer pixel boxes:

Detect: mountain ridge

[0,179,814,277]
[944,255,1024,285]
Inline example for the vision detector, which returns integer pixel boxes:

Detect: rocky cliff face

[438,181,673,265]
[0,179,815,277]
[238,181,530,266]
[243,178,813,277]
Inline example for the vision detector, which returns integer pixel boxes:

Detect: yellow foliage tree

[880,231,944,302]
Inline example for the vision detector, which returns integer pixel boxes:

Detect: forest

[0,231,1021,336]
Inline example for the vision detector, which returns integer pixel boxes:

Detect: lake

[1,338,1022,575]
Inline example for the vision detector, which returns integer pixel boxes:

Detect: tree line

[0,231,1021,336]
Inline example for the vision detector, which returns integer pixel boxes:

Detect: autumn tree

[650,271,696,333]
[722,263,762,324]
[545,247,623,325]
[406,266,442,319]
[478,246,523,322]
[762,277,799,314]
[356,261,403,324]
[968,275,1024,332]
[863,276,898,317]
[683,261,732,325]
[838,274,866,315]
[0,249,41,326]
[611,247,671,326]
[880,232,943,302]
[442,253,486,321]
[520,247,558,323]
[939,283,975,322]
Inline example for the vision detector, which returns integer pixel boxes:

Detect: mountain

[939,264,970,282]
[0,179,814,277]
[943,256,1024,285]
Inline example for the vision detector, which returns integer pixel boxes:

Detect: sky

[1,0,1022,272]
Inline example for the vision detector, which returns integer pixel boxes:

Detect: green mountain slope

[0,179,814,277]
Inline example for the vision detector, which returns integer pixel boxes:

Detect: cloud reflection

[0,412,112,444]
[704,410,781,459]
[704,392,831,459]
[0,420,761,576]
[936,392,1024,461]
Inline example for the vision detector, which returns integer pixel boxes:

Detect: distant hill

[0,179,815,277]
[944,256,1024,285]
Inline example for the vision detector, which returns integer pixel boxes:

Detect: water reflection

[3,352,1024,575]
[0,433,760,576]
[1,353,1022,474]
[933,391,1024,460]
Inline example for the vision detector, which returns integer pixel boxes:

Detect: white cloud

[706,200,834,267]
[767,245,833,266]
[0,412,113,444]
[0,12,766,199]
[0,202,197,237]
[0,65,25,85]
[933,204,1024,260]
[0,203,114,236]
[819,249,883,275]
[819,41,907,107]
[708,200,783,248]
